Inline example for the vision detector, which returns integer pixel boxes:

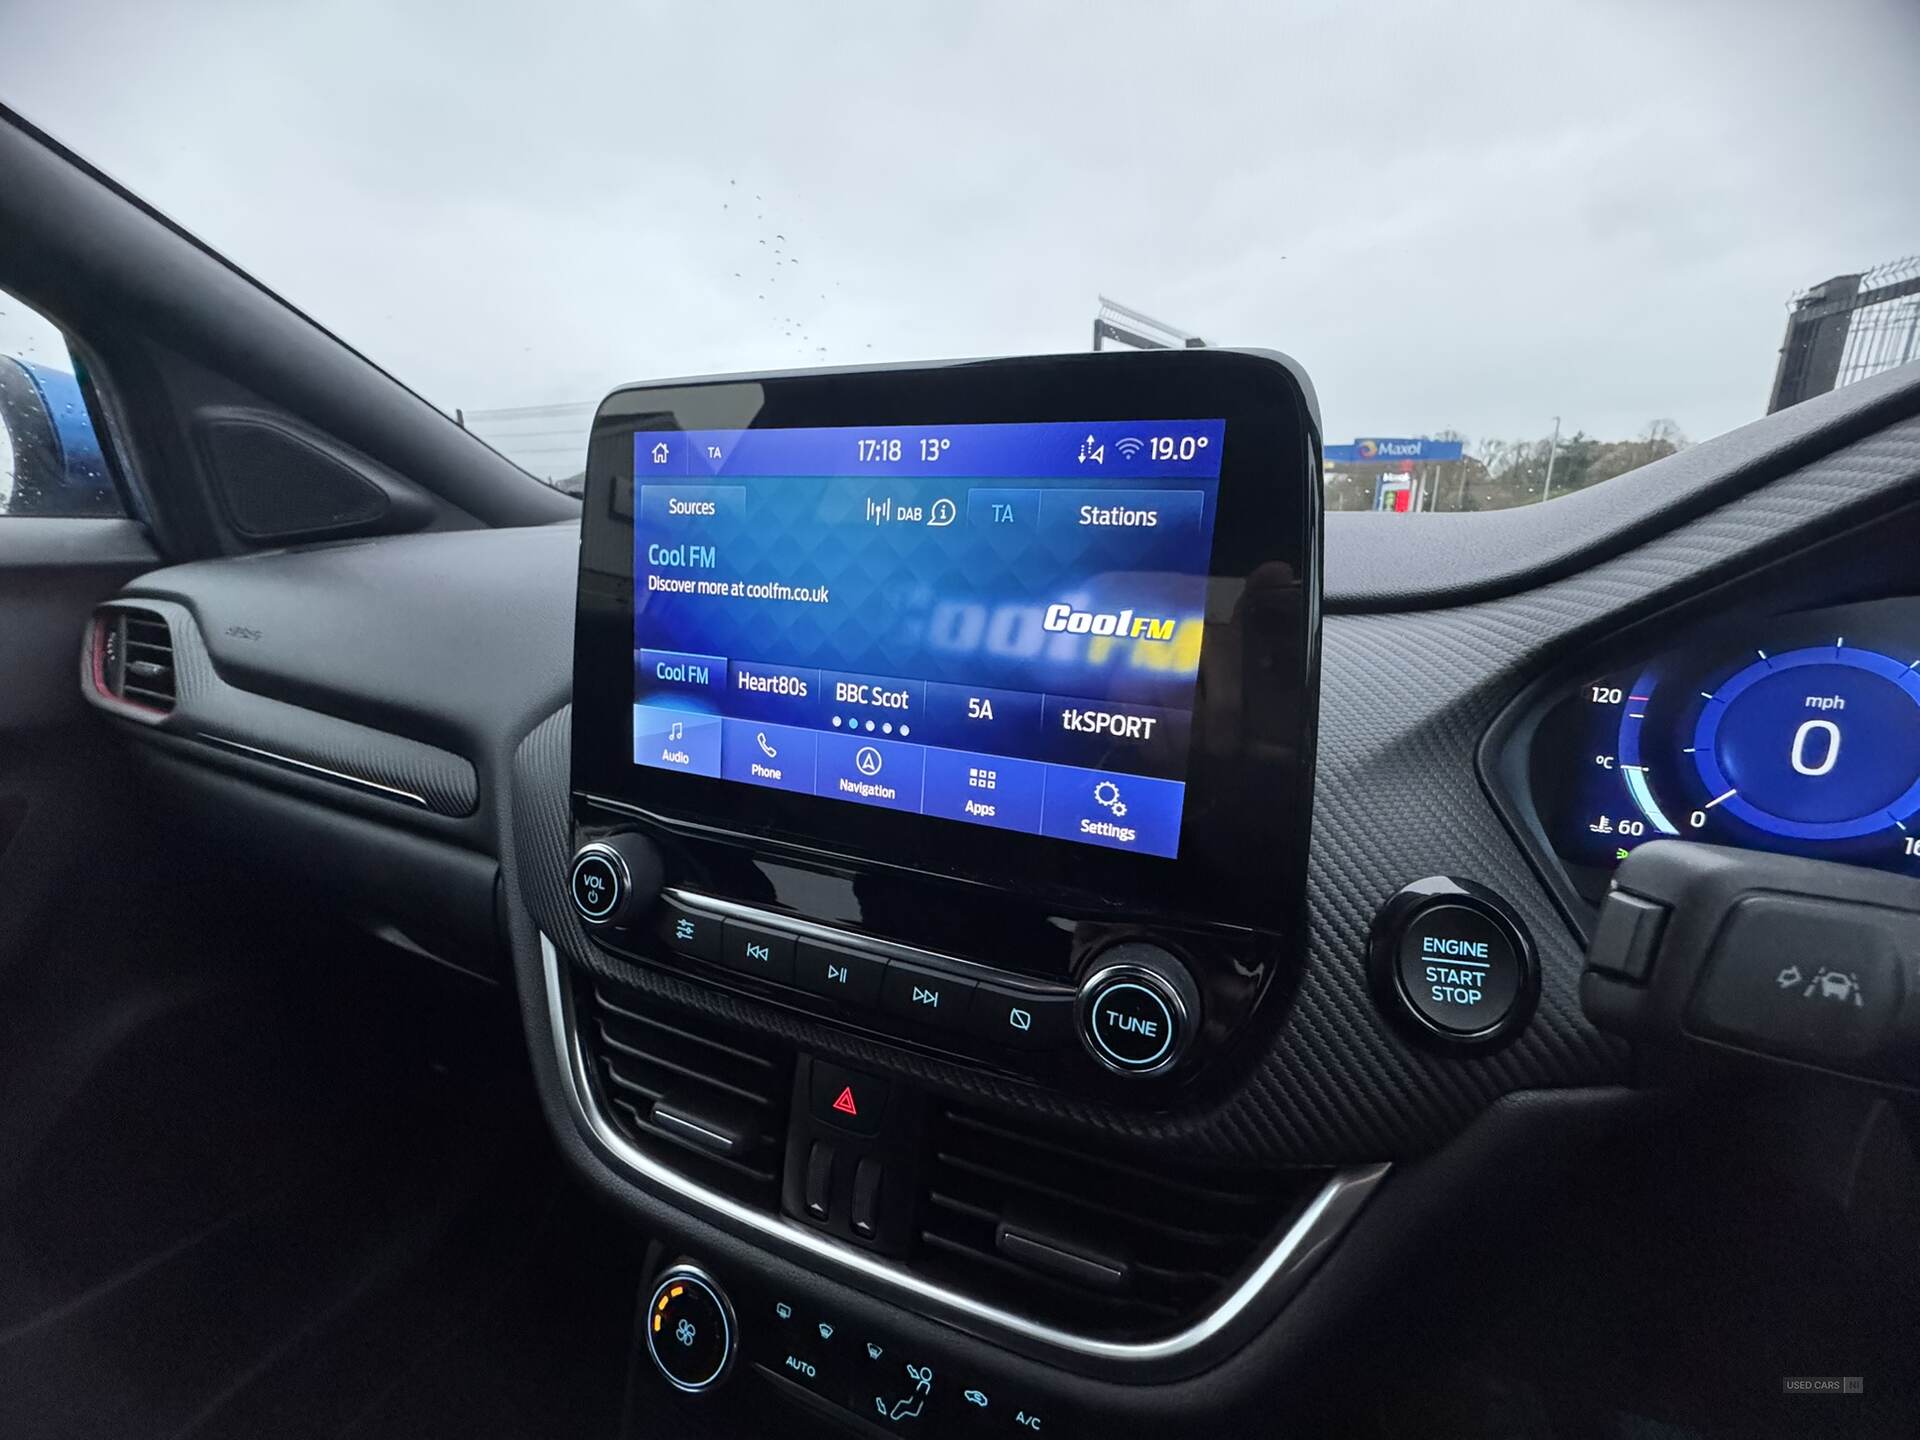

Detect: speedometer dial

[1690,644,1920,842]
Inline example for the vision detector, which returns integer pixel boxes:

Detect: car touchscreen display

[629,421,1224,858]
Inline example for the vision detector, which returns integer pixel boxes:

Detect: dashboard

[70,347,1920,1437]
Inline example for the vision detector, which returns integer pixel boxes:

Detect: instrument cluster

[1532,599,1920,901]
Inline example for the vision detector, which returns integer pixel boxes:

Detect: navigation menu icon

[855,746,884,776]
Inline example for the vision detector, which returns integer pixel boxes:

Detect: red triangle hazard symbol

[831,1085,858,1117]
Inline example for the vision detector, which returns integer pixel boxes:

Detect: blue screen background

[630,420,1224,857]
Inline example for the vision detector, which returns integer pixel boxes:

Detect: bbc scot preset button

[1039,764,1184,858]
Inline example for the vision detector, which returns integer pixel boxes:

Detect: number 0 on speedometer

[1692,644,1920,842]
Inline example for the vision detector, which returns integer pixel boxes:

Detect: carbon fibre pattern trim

[519,417,1920,1162]
[81,597,478,817]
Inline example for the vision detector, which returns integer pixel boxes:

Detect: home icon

[650,441,670,465]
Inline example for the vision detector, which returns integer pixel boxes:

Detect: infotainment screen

[572,351,1319,929]
[629,421,1223,858]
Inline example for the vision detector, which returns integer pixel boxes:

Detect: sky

[3,0,1918,477]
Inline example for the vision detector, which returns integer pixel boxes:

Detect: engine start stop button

[1370,878,1537,1048]
[1396,904,1520,1033]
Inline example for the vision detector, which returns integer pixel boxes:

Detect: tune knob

[568,833,663,928]
[1076,942,1200,1076]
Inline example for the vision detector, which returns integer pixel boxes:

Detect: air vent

[918,1106,1331,1339]
[95,607,177,714]
[578,983,793,1209]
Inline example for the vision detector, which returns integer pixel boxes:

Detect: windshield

[4,3,1916,508]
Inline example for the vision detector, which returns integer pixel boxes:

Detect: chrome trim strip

[541,933,1389,1368]
[193,733,429,807]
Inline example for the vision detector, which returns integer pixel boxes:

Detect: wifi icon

[1114,436,1145,459]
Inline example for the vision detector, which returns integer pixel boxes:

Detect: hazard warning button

[808,1059,888,1136]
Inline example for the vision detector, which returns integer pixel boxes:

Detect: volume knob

[568,833,662,928]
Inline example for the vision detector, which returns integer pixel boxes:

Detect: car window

[0,289,119,517]
[2,6,1914,511]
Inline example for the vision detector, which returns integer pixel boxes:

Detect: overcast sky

[4,0,1918,464]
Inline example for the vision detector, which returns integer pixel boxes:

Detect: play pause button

[794,938,886,1008]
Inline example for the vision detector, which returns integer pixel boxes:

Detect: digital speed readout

[1538,601,1920,891]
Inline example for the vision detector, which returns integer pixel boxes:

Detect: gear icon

[1092,779,1127,817]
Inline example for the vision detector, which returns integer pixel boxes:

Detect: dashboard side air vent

[93,606,177,715]
[917,1105,1331,1339]
[577,981,793,1210]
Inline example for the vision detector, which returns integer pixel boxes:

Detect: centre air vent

[918,1105,1331,1339]
[94,607,177,714]
[577,981,793,1209]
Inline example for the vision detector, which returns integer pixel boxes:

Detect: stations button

[965,983,1075,1051]
[794,937,887,1009]
[879,963,976,1032]
[721,919,796,985]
